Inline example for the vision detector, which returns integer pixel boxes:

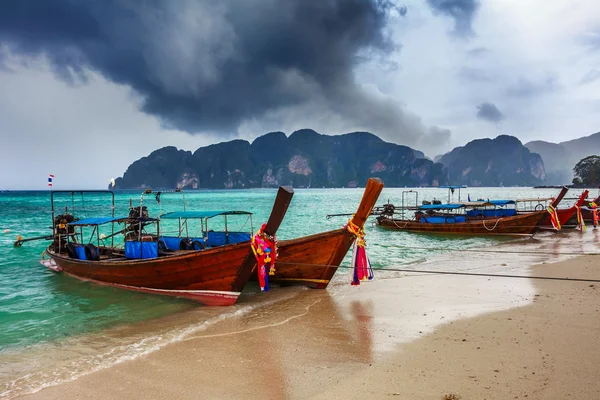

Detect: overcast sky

[1,0,599,189]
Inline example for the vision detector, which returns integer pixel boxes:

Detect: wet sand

[17,252,600,399]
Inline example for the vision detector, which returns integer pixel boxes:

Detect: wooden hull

[538,207,577,228]
[264,178,385,290]
[566,209,598,226]
[376,211,548,235]
[45,243,254,306]
[42,186,295,306]
[269,228,353,289]
[41,179,384,302]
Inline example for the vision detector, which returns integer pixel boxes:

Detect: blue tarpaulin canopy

[68,216,158,226]
[487,199,516,206]
[419,201,495,210]
[159,211,252,219]
[419,203,465,210]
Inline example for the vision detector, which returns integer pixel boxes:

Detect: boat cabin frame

[158,210,254,251]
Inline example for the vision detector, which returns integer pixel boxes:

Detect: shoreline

[311,255,600,399]
[5,231,600,399]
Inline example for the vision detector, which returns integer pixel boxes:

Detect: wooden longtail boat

[565,194,600,226]
[263,178,385,289]
[376,207,548,236]
[461,188,589,229]
[534,189,588,228]
[41,187,294,306]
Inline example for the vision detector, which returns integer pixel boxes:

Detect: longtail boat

[263,178,385,289]
[39,187,294,306]
[463,188,589,229]
[523,188,588,228]
[376,201,548,235]
[565,194,600,226]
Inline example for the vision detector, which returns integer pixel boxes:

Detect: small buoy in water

[16,234,22,241]
[100,233,106,239]
[3,229,10,234]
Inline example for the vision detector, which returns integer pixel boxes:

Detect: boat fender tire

[191,240,206,250]
[445,216,456,223]
[535,204,544,211]
[180,238,193,250]
[84,244,100,261]
[65,243,77,259]
[421,217,428,223]
[158,240,168,251]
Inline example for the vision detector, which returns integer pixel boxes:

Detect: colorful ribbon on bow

[547,204,561,230]
[590,202,598,228]
[251,223,278,291]
[345,218,374,286]
[575,205,586,232]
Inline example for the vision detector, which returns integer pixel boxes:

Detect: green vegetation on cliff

[572,155,600,187]
[114,130,447,189]
[438,135,545,186]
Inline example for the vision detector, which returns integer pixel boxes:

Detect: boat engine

[129,205,149,220]
[52,213,77,252]
[125,205,149,241]
[381,203,396,217]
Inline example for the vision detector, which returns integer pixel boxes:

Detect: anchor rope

[274,262,600,283]
[357,244,600,256]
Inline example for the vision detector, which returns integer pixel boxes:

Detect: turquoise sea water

[0,186,596,397]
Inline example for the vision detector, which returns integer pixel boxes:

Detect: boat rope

[362,244,600,256]
[390,218,410,229]
[274,262,600,283]
[482,217,502,231]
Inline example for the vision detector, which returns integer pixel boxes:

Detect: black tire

[180,238,192,250]
[84,244,100,261]
[535,204,544,211]
[158,240,168,251]
[191,240,206,250]
[65,243,77,258]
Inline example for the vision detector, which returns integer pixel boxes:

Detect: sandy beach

[15,249,600,400]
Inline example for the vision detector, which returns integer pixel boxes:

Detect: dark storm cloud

[476,102,505,123]
[426,0,480,37]
[0,0,404,135]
